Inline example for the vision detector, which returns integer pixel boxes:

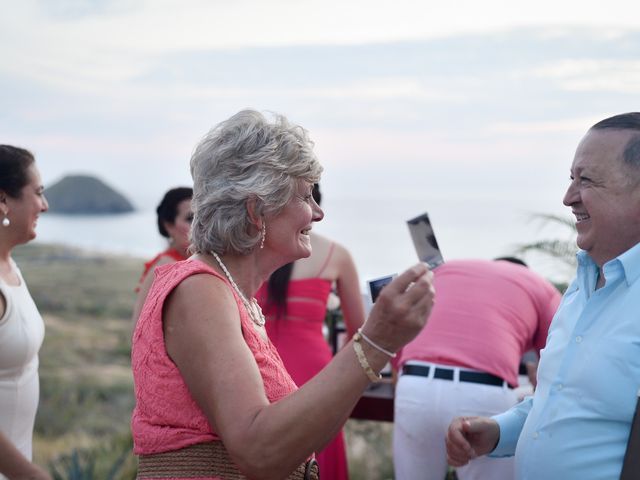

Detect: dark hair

[494,256,528,267]
[266,263,294,319]
[156,187,193,238]
[591,112,640,168]
[0,145,35,198]
[592,112,640,131]
[266,183,322,316]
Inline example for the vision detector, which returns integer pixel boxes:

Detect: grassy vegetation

[14,242,407,479]
[345,421,395,480]
[13,243,139,479]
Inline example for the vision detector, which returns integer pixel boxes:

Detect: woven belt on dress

[402,364,514,389]
[137,441,320,480]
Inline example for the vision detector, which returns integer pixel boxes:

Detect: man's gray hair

[591,112,640,169]
[190,110,323,255]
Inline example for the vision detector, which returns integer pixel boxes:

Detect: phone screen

[368,274,396,303]
[407,212,444,269]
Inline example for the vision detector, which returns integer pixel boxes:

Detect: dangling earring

[2,216,9,227]
[259,222,266,249]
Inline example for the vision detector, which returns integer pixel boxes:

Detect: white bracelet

[357,327,397,358]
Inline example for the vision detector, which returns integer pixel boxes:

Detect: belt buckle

[304,458,319,480]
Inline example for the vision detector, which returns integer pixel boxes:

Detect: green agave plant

[49,445,129,480]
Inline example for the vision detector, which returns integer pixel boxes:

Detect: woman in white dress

[0,145,51,480]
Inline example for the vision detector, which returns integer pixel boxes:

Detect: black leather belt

[402,364,514,388]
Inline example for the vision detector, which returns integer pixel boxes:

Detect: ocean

[34,191,577,288]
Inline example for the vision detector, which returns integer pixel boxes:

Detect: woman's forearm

[230,338,389,479]
[0,432,51,479]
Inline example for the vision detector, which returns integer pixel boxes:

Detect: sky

[2,0,640,281]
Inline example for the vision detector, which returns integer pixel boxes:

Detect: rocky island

[44,174,135,214]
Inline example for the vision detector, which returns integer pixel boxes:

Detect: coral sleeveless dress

[131,259,297,479]
[256,244,350,480]
[134,248,186,293]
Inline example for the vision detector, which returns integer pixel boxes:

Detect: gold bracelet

[353,331,382,383]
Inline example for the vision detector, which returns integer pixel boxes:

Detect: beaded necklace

[211,251,266,327]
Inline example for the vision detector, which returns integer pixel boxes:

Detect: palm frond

[527,213,576,233]
[515,240,578,267]
[514,213,578,271]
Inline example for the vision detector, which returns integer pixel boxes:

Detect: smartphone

[407,212,444,269]
[368,274,396,303]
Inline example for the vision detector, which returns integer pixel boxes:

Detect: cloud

[532,59,640,93]
[486,117,598,134]
[149,78,463,103]
[3,0,640,63]
[21,0,640,50]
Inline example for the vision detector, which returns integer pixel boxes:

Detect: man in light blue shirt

[445,112,640,479]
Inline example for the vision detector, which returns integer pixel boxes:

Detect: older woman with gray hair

[131,110,435,480]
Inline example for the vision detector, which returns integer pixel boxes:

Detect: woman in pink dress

[132,187,192,323]
[130,110,435,479]
[257,184,365,480]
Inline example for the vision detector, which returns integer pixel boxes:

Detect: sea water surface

[34,191,576,287]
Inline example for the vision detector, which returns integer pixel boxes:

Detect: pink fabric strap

[314,242,335,278]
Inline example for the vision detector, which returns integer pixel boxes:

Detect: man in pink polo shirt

[393,258,561,480]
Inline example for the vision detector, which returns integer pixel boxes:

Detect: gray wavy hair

[190,110,323,255]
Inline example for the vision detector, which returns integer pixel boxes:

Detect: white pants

[393,362,519,480]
